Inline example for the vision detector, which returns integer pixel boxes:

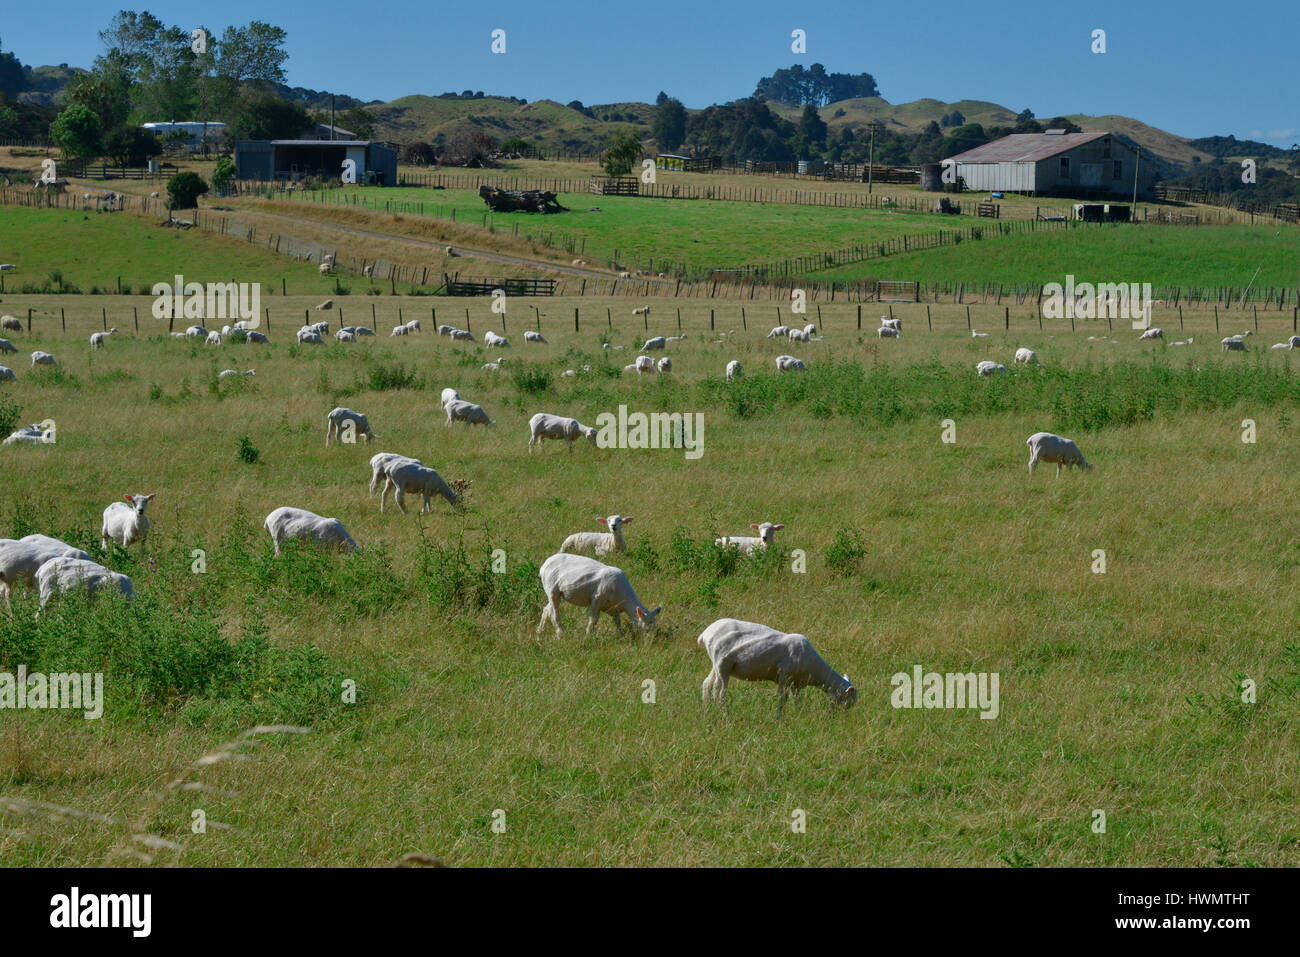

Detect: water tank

[921,163,942,191]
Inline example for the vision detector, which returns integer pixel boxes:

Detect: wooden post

[857,304,861,330]
[927,305,932,331]
[1254,306,1258,331]
[102,307,107,331]
[465,309,471,332]
[1214,305,1219,332]
[133,306,138,333]
[677,308,681,331]
[710,309,715,331]
[61,308,66,331]
[1004,305,1009,330]
[606,308,611,329]
[741,308,746,331]
[574,307,579,333]
[1178,307,1183,330]
[965,306,971,331]
[27,308,31,333]
[282,277,286,296]
[265,308,271,331]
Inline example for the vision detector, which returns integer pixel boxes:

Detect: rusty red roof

[947,132,1111,164]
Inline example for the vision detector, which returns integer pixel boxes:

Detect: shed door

[1080,163,1103,187]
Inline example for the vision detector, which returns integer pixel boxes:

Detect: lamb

[726,360,742,380]
[803,323,818,336]
[354,326,375,337]
[1221,337,1247,352]
[185,325,207,338]
[31,351,56,368]
[101,493,156,550]
[698,618,857,714]
[484,330,511,348]
[0,338,15,354]
[325,407,377,446]
[560,515,633,557]
[390,323,410,337]
[316,299,333,311]
[206,330,222,346]
[1,316,22,332]
[787,328,810,342]
[437,324,455,336]
[976,360,1006,376]
[336,329,356,343]
[1026,431,1092,476]
[440,388,461,408]
[382,461,459,514]
[529,413,598,452]
[35,557,134,612]
[449,328,475,342]
[89,328,117,349]
[632,306,651,317]
[263,506,359,557]
[535,553,661,637]
[245,330,269,343]
[297,329,323,345]
[775,355,805,372]
[1014,348,1039,366]
[524,331,548,344]
[877,326,899,339]
[318,262,332,275]
[641,336,667,351]
[768,326,790,339]
[1138,328,1164,341]
[3,423,53,444]
[0,366,14,382]
[656,357,672,373]
[444,398,494,426]
[715,522,785,556]
[218,369,255,379]
[369,452,422,497]
[0,537,92,607]
[880,317,902,331]
[634,355,655,373]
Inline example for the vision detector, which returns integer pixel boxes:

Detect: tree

[339,106,375,139]
[104,126,161,166]
[50,104,102,159]
[167,170,208,210]
[754,63,879,106]
[651,97,686,153]
[655,91,668,107]
[226,88,310,140]
[797,104,827,148]
[215,21,288,87]
[0,101,18,139]
[211,155,236,193]
[600,129,642,177]
[0,37,29,99]
[63,60,132,132]
[1043,116,1083,133]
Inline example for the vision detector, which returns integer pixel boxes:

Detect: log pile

[477,184,567,214]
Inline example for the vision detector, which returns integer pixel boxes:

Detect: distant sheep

[382,461,459,514]
[787,328,810,342]
[206,330,222,346]
[716,522,784,557]
[0,316,22,332]
[698,618,857,715]
[101,493,155,551]
[561,515,633,557]
[1221,337,1247,352]
[444,398,494,427]
[641,336,667,351]
[971,330,990,339]
[775,355,805,372]
[634,355,655,374]
[524,331,548,344]
[3,423,52,444]
[185,325,207,338]
[484,331,511,348]
[89,328,117,349]
[726,360,742,380]
[316,300,333,311]
[536,553,661,637]
[450,328,475,342]
[529,413,598,452]
[1026,431,1092,476]
[768,326,790,339]
[336,329,356,343]
[1138,328,1164,341]
[0,537,92,608]
[245,330,270,343]
[31,351,56,368]
[264,506,359,557]
[976,360,1006,376]
[880,317,902,332]
[297,329,323,345]
[218,369,255,379]
[877,326,899,339]
[0,338,15,354]
[0,366,14,382]
[657,357,672,373]
[1014,347,1039,366]
[326,407,377,446]
[632,306,651,317]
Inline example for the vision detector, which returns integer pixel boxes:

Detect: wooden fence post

[574,307,579,333]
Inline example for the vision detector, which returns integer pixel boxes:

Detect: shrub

[237,436,260,464]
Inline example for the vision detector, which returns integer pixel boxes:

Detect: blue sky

[5,0,1297,147]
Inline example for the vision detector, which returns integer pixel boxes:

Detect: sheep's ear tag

[637,608,645,619]
[751,524,760,530]
[597,518,607,525]
[124,495,134,503]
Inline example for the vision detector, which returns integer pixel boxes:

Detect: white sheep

[218,369,255,379]
[1289,336,1300,350]
[529,413,598,452]
[0,366,14,382]
[768,326,789,339]
[101,493,155,551]
[316,299,333,311]
[31,351,56,367]
[698,618,857,715]
[0,537,92,607]
[803,323,818,336]
[318,262,332,275]
[641,336,667,351]
[1026,431,1092,476]
[880,317,902,331]
[1014,347,1039,366]
[221,325,233,337]
[369,451,422,497]
[206,330,222,346]
[390,323,410,337]
[726,360,742,380]
[775,355,805,372]
[264,506,359,557]
[977,360,1006,376]
[3,423,53,444]
[535,553,661,637]
[482,359,507,371]
[450,328,475,342]
[877,326,899,339]
[354,327,375,337]
[560,515,633,557]
[787,328,810,342]
[437,324,455,336]
[634,355,655,374]
[0,338,15,354]
[657,357,672,373]
[444,398,494,426]
[297,329,323,345]
[440,388,461,408]
[89,328,117,349]
[971,330,990,339]
[0,316,22,332]
[245,330,269,343]
[1221,337,1247,352]
[715,522,785,556]
[35,557,134,611]
[524,331,547,344]
[382,461,459,514]
[484,331,511,348]
[326,407,377,446]
[336,330,356,343]
[633,306,651,317]
[185,325,207,338]
[1138,328,1164,341]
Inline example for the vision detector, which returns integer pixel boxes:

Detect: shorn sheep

[726,360,742,380]
[1026,432,1092,476]
[698,618,857,715]
[0,537,92,608]
[524,331,547,344]
[560,515,633,557]
[768,326,790,339]
[444,398,494,427]
[641,336,667,351]
[264,506,358,557]
[1221,337,1247,352]
[218,369,255,379]
[775,355,805,373]
[716,522,785,556]
[440,387,461,408]
[2,423,53,444]
[31,351,56,368]
[1014,347,1039,366]
[382,461,459,514]
[89,328,117,349]
[101,493,156,551]
[35,557,134,612]
[535,553,661,637]
[1138,328,1164,341]
[326,407,377,446]
[976,360,1006,376]
[529,413,598,452]
[1,316,22,332]
[369,452,421,496]
[246,331,269,343]
[877,326,899,339]
[0,338,16,354]
[656,357,672,373]
[0,366,14,382]
[484,331,511,348]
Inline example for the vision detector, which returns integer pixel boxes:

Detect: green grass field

[1,298,1298,866]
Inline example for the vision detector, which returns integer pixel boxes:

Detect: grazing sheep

[716,522,785,556]
[618,271,631,279]
[234,320,254,331]
[880,317,902,332]
[877,326,899,339]
[406,318,422,333]
[316,300,333,311]
[1014,347,1039,366]
[976,360,1006,376]
[318,262,332,275]
[89,328,117,349]
[535,553,661,637]
[362,264,375,278]
[0,338,15,354]
[221,326,233,337]
[0,316,22,332]
[561,515,633,557]
[3,423,52,444]
[245,330,269,343]
[632,306,651,317]
[325,407,377,446]
[382,461,459,514]
[529,413,598,452]
[726,360,742,380]
[1138,328,1164,341]
[336,329,356,343]
[768,326,790,339]
[437,324,455,336]
[297,329,323,345]
[641,336,667,351]
[971,330,990,339]
[524,330,547,344]
[353,326,375,337]
[657,357,672,373]
[101,493,156,550]
[440,387,461,408]
[35,557,134,612]
[775,355,805,372]
[666,334,688,343]
[0,366,14,382]
[633,355,655,374]
[1026,431,1092,476]
[205,330,222,346]
[369,452,422,497]
[1222,337,1247,352]
[264,506,358,557]
[484,330,511,348]
[390,323,410,337]
[1289,336,1300,350]
[444,398,494,427]
[185,325,207,338]
[698,618,857,715]
[450,328,475,342]
[30,351,56,368]
[0,537,92,607]
[1270,342,1289,350]
[787,328,810,342]
[218,369,255,379]
[803,323,818,336]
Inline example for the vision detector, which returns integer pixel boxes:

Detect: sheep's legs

[395,488,407,514]
[590,607,606,636]
[380,478,393,512]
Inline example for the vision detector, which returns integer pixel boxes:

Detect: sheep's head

[635,604,662,630]
[599,515,631,533]
[581,426,598,445]
[125,493,156,515]
[752,522,785,544]
[834,675,858,708]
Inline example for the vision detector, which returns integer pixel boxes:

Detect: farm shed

[655,154,721,172]
[945,131,1155,199]
[141,121,226,150]
[234,140,397,186]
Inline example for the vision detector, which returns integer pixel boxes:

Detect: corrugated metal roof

[269,140,374,147]
[947,132,1110,164]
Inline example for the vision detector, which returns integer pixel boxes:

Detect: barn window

[1113,160,1123,179]
[1059,157,1070,176]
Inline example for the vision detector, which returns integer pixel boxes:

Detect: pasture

[1,293,1297,866]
